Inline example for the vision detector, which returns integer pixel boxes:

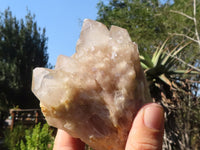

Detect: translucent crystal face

[32,19,151,150]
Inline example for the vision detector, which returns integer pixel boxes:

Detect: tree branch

[170,10,194,20]
[168,32,199,43]
[170,0,200,49]
[166,52,200,72]
[193,0,200,47]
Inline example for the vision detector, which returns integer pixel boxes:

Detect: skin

[53,103,164,150]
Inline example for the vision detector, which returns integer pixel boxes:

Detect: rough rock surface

[32,19,151,150]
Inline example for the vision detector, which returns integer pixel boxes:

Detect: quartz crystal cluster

[32,19,151,150]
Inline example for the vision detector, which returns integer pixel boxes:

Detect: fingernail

[144,104,164,130]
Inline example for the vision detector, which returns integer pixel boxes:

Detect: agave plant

[140,39,194,86]
[140,38,200,150]
[139,38,199,102]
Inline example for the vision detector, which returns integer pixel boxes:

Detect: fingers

[126,103,164,150]
[53,129,85,150]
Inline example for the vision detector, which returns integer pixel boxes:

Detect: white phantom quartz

[32,19,151,150]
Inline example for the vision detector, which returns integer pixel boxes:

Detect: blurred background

[0,0,199,150]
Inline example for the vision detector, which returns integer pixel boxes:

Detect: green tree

[0,9,49,113]
[161,0,200,68]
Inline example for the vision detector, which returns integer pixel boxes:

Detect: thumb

[126,103,164,150]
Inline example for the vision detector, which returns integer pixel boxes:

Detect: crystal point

[32,19,151,150]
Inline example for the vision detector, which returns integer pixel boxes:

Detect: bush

[20,123,54,150]
[3,123,54,150]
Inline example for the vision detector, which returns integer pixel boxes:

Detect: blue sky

[0,0,106,65]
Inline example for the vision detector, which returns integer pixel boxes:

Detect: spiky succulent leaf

[159,74,172,86]
[152,39,168,67]
[140,38,198,90]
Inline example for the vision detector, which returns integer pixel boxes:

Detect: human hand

[53,103,164,150]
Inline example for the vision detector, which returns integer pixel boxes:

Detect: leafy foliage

[162,0,200,67]
[0,9,49,111]
[97,0,167,55]
[20,123,54,150]
[3,123,54,150]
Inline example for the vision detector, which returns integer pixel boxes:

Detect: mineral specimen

[32,19,151,150]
